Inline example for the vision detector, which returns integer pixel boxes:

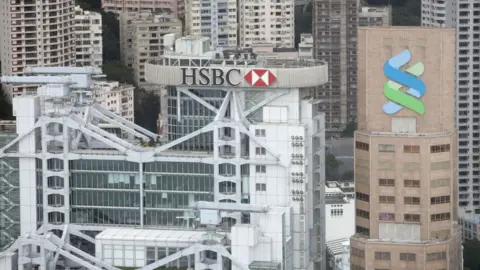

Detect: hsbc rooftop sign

[181,68,277,87]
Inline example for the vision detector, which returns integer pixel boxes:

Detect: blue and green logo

[382,49,426,115]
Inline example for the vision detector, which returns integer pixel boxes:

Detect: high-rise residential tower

[312,0,390,136]
[0,0,76,99]
[74,6,103,68]
[421,0,447,27]
[351,27,462,270]
[443,0,480,213]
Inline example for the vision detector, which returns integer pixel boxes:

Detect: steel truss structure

[0,67,295,270]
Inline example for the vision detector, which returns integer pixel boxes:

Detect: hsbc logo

[244,69,277,87]
[181,68,277,87]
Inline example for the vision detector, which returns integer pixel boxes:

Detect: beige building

[312,1,390,136]
[0,0,76,99]
[74,6,103,68]
[119,12,182,87]
[101,0,182,19]
[351,27,462,270]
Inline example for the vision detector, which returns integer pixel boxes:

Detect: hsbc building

[144,39,329,270]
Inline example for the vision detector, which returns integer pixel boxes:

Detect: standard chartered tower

[351,27,463,269]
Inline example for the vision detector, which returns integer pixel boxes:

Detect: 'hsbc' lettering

[181,68,241,86]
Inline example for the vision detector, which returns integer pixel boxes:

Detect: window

[379,144,395,152]
[255,147,266,155]
[404,214,420,222]
[379,212,395,221]
[351,265,365,270]
[431,178,449,188]
[255,129,266,137]
[431,212,451,222]
[404,145,420,153]
[379,195,395,204]
[404,179,420,188]
[404,196,420,205]
[255,165,266,173]
[356,226,370,236]
[356,209,369,219]
[431,229,450,238]
[255,183,266,191]
[430,144,450,153]
[431,161,450,171]
[331,208,343,217]
[427,252,447,261]
[400,253,416,261]
[431,195,450,205]
[355,141,369,151]
[356,192,370,202]
[379,178,395,186]
[375,251,391,260]
[351,247,365,258]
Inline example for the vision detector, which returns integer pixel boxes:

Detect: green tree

[326,153,342,180]
[341,122,357,137]
[464,239,480,270]
[0,88,13,120]
[134,88,160,133]
[365,0,421,26]
[102,61,135,85]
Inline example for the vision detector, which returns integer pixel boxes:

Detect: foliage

[365,0,421,26]
[102,60,135,85]
[341,122,357,137]
[326,153,342,180]
[0,88,13,120]
[134,88,161,133]
[464,239,480,270]
[341,170,354,181]
[295,5,312,48]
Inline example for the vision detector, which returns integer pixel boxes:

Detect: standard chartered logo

[382,49,426,115]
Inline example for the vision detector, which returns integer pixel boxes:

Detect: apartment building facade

[312,0,390,136]
[184,0,238,49]
[119,12,182,87]
[0,0,76,99]
[101,0,181,19]
[238,0,294,48]
[421,0,447,27]
[351,27,461,270]
[443,0,480,213]
[74,6,103,68]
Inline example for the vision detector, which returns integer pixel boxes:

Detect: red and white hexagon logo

[244,69,277,87]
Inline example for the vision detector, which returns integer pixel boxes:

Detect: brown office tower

[351,27,463,269]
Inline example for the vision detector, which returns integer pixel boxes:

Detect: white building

[0,0,76,99]
[444,0,480,213]
[298,33,314,60]
[0,37,329,270]
[238,0,295,48]
[184,0,238,49]
[74,6,103,68]
[421,0,447,27]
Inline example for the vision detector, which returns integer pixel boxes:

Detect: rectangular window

[355,141,369,151]
[404,162,421,171]
[404,196,420,205]
[356,192,370,202]
[356,226,370,236]
[431,212,451,222]
[404,214,420,222]
[356,209,369,219]
[331,208,343,217]
[400,253,416,261]
[379,212,395,221]
[255,183,266,191]
[351,265,365,270]
[431,178,450,188]
[430,144,450,153]
[427,251,447,261]
[379,195,395,204]
[255,165,266,173]
[379,178,395,186]
[255,147,266,155]
[255,129,266,137]
[404,145,420,153]
[431,195,450,205]
[351,247,365,258]
[431,161,450,171]
[404,179,420,188]
[375,251,391,260]
[431,229,450,238]
[379,144,395,152]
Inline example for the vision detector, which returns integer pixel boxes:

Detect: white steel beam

[243,90,288,117]
[178,89,219,114]
[214,90,232,121]
[153,123,214,154]
[90,108,150,141]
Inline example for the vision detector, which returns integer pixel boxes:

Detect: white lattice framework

[0,67,292,270]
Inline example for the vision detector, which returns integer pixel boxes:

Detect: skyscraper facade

[351,27,462,269]
[0,0,76,99]
[421,0,447,27]
[312,0,390,136]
